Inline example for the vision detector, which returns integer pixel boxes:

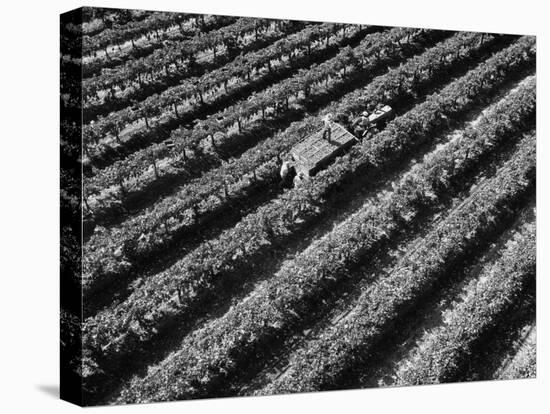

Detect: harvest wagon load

[280,105,394,186]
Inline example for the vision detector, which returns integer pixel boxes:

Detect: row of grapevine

[61,9,151,57]
[82,62,535,386]
[496,325,536,380]
[82,36,532,307]
[393,220,535,385]
[83,18,286,100]
[83,23,368,155]
[81,8,150,36]
[258,136,535,395]
[83,12,191,57]
[61,7,156,67]
[82,15,234,78]
[114,94,536,404]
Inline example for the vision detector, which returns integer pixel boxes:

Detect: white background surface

[0,0,547,412]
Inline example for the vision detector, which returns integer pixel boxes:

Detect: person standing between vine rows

[293,171,306,188]
[280,159,296,189]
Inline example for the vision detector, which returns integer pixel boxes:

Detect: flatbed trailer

[291,122,358,177]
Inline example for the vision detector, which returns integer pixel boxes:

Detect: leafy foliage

[262,135,535,394]
[393,221,536,385]
[83,44,535,398]
[82,28,451,299]
[115,83,536,405]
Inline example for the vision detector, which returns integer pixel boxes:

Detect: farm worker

[293,171,306,188]
[352,111,371,138]
[280,160,296,188]
[280,160,291,179]
[322,113,334,142]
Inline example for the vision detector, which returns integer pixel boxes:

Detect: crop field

[60,7,536,406]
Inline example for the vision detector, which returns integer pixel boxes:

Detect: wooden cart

[290,122,358,177]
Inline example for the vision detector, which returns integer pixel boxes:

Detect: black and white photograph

[1,1,548,413]
[60,5,537,406]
